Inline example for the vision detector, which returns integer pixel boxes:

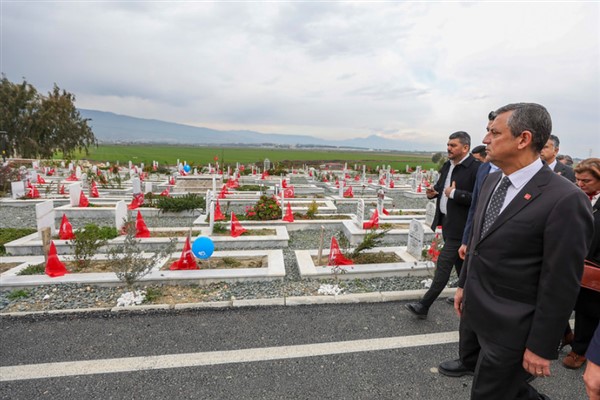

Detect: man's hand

[426,187,438,199]
[584,359,600,400]
[458,244,467,260]
[444,181,456,198]
[454,287,464,317]
[522,349,551,377]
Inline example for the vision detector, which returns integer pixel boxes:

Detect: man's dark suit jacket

[554,162,576,182]
[459,165,593,360]
[430,155,480,240]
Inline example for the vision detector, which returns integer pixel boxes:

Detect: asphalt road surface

[0,301,586,399]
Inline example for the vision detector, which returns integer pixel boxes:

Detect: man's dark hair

[449,131,471,147]
[488,111,497,121]
[472,145,487,156]
[549,134,560,149]
[494,103,552,153]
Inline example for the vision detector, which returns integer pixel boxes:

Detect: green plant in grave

[0,228,37,255]
[245,195,281,221]
[306,200,319,219]
[212,222,228,234]
[69,224,118,271]
[156,193,204,213]
[107,217,177,289]
[349,227,391,259]
[7,289,30,300]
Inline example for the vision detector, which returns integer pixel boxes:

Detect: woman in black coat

[563,158,600,369]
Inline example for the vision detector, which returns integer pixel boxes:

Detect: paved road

[0,301,586,399]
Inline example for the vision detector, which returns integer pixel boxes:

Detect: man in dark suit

[540,135,576,182]
[405,131,480,318]
[454,103,593,400]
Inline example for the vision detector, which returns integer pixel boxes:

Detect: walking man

[454,103,593,399]
[405,131,480,319]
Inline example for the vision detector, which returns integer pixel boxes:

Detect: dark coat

[459,166,594,360]
[430,155,480,240]
[554,162,576,182]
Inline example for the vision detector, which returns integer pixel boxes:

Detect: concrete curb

[0,288,458,317]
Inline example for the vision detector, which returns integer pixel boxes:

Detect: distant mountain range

[78,109,429,152]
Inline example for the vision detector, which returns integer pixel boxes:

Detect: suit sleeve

[526,189,594,359]
[587,325,600,365]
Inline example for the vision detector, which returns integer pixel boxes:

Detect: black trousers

[572,311,600,355]
[459,317,540,400]
[420,235,462,308]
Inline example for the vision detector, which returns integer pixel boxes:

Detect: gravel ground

[0,193,435,312]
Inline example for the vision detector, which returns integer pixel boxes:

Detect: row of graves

[1,158,441,296]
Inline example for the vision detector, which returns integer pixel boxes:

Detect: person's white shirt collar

[547,159,557,171]
[504,158,544,190]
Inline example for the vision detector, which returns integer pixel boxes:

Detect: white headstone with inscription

[145,182,153,194]
[425,202,436,227]
[407,219,424,260]
[75,166,82,179]
[355,199,365,228]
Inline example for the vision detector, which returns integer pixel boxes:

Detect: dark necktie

[481,176,511,237]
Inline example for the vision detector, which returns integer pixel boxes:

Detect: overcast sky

[2,1,599,157]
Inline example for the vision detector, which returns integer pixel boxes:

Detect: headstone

[410,178,417,192]
[132,177,141,194]
[30,170,38,182]
[92,165,98,174]
[11,181,25,199]
[68,162,74,171]
[115,200,127,232]
[338,182,343,198]
[212,176,216,193]
[75,166,82,179]
[425,202,436,227]
[32,161,39,169]
[35,200,56,238]
[407,219,424,260]
[61,161,65,168]
[69,182,82,207]
[41,227,52,263]
[145,182,153,194]
[205,190,213,214]
[264,158,271,171]
[140,163,144,170]
[355,199,365,227]
[376,189,385,214]
[208,201,215,234]
[128,161,133,170]
[80,173,87,188]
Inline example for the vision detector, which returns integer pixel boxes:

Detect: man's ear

[517,130,533,150]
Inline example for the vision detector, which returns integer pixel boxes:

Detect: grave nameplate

[407,219,424,260]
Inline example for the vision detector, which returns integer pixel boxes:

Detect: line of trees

[0,75,97,159]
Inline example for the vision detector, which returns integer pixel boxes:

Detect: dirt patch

[0,262,23,274]
[162,256,267,270]
[211,229,276,237]
[311,251,402,266]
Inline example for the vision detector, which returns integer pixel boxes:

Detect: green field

[66,144,438,171]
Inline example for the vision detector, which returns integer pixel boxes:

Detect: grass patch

[7,289,30,300]
[17,263,45,275]
[0,228,37,255]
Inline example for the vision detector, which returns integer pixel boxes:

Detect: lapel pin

[524,193,531,200]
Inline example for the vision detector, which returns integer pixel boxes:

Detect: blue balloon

[183,164,191,173]
[192,236,214,259]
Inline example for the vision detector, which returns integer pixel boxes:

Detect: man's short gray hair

[449,131,471,147]
[494,103,552,153]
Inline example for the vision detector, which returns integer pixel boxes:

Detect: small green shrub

[221,257,241,267]
[69,224,118,271]
[213,222,228,234]
[156,193,204,213]
[0,228,37,255]
[7,289,30,300]
[245,195,281,221]
[17,263,45,275]
[306,200,319,219]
